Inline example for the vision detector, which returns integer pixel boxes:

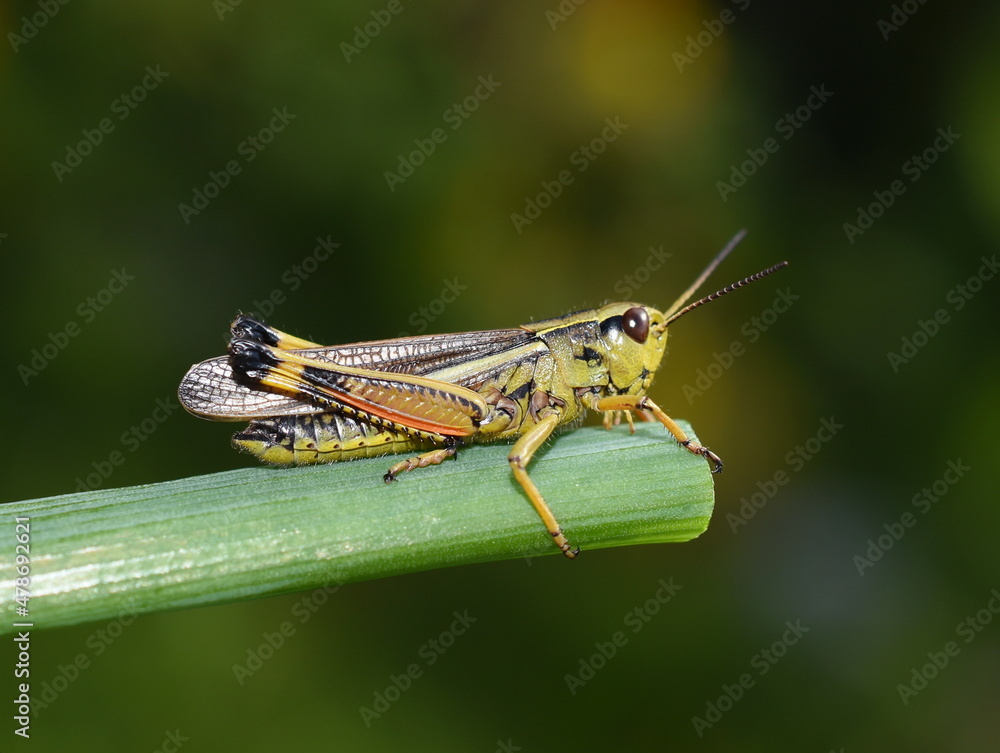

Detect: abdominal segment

[233,412,438,465]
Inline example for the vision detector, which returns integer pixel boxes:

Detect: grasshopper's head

[599,231,789,396]
[595,302,669,395]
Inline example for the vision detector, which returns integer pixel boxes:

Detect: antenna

[662,229,748,321]
[665,261,789,327]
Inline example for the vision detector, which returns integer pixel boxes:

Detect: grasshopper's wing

[282,328,539,376]
[228,339,494,437]
[179,356,327,421]
[180,323,539,424]
[232,314,538,376]
[179,316,327,421]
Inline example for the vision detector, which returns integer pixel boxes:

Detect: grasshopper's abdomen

[233,413,436,465]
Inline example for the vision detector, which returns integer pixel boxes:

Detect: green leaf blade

[2,421,714,633]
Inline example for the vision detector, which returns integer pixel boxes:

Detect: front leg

[595,395,723,473]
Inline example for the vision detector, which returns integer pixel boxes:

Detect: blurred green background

[3,0,999,750]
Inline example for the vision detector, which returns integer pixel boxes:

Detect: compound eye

[622,307,649,344]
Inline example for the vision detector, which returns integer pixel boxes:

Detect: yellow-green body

[227,302,669,465]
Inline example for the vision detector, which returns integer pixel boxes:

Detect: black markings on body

[579,346,602,365]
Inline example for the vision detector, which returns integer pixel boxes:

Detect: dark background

[3,1,999,750]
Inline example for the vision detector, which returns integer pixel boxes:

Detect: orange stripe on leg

[595,395,723,473]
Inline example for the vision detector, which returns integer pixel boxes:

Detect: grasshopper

[178,231,787,558]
